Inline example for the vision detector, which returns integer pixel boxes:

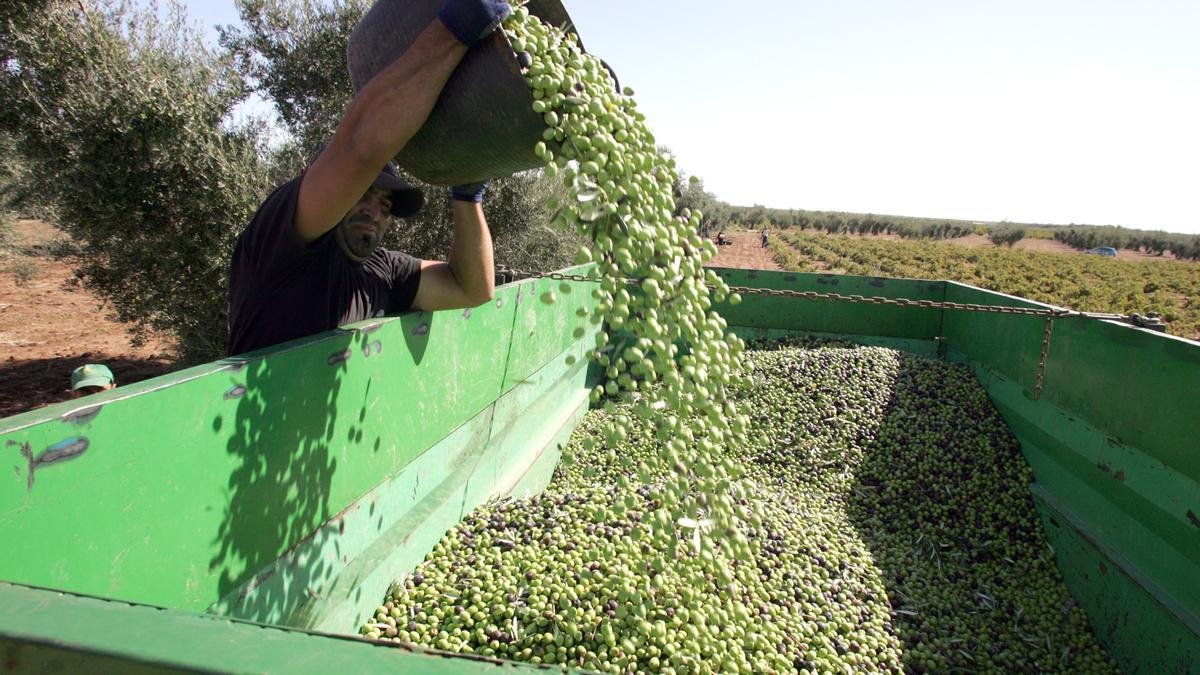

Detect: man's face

[336,187,393,261]
[71,383,114,398]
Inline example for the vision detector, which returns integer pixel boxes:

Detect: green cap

[71,364,114,391]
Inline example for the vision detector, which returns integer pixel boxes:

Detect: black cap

[307,145,424,217]
[372,161,425,217]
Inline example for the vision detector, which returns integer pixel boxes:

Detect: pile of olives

[363,339,1116,673]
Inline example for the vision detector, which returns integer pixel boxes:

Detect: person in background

[761,227,769,247]
[226,0,510,356]
[717,230,727,246]
[70,364,115,397]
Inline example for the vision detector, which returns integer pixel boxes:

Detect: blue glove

[438,0,510,46]
[451,180,490,203]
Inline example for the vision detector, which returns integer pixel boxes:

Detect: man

[761,227,769,248]
[227,0,510,356]
[70,364,115,397]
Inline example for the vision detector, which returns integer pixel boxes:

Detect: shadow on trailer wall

[0,266,1197,673]
[0,268,600,672]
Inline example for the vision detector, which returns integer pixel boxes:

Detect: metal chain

[721,285,1079,318]
[500,267,1077,319]
[1034,316,1056,400]
[497,266,1164,401]
[502,267,1166,326]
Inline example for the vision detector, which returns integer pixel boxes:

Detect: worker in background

[70,364,115,397]
[761,227,769,247]
[227,0,509,356]
[717,230,727,246]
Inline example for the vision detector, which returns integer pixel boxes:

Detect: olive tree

[1,0,270,362]
[988,224,1026,247]
[0,131,55,220]
[219,0,368,157]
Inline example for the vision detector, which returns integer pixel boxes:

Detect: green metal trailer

[1,267,1197,673]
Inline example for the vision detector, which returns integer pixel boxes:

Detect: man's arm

[294,0,510,244]
[295,21,466,243]
[413,200,495,310]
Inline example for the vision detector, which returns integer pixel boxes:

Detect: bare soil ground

[1013,237,1079,254]
[1112,247,1184,262]
[942,234,993,248]
[703,230,781,271]
[0,220,176,419]
[945,234,1084,256]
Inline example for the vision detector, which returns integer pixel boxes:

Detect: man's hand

[437,0,510,46]
[451,180,490,203]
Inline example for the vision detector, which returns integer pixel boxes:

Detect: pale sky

[182,0,1200,234]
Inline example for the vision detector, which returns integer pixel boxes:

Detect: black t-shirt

[227,174,422,356]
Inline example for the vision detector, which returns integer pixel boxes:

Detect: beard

[352,230,375,249]
[337,215,383,262]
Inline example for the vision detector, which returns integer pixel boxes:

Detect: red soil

[0,220,175,419]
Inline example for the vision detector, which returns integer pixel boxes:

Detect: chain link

[1034,316,1056,400]
[501,267,1077,319]
[721,285,1079,318]
[498,266,1166,401]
